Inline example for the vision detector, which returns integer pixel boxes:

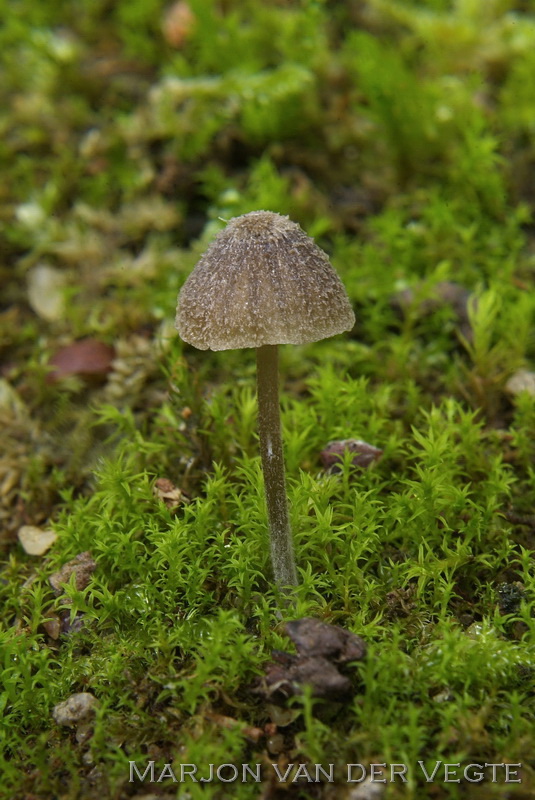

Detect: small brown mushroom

[176,211,355,592]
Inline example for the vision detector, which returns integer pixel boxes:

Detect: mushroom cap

[176,210,355,351]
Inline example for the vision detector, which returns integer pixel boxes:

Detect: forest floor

[1,1,535,798]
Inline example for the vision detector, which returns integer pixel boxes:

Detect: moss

[1,0,535,798]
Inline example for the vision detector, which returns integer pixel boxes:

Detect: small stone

[18,525,57,556]
[42,614,62,639]
[505,369,535,398]
[60,610,87,635]
[52,692,99,726]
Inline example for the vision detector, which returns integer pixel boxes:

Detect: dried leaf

[153,477,188,509]
[162,1,196,47]
[27,264,66,321]
[0,379,28,419]
[47,339,115,383]
[205,712,264,743]
[385,586,416,619]
[42,613,62,639]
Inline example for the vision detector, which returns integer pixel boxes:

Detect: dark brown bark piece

[285,617,367,663]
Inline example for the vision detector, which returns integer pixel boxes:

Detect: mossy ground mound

[1,1,534,798]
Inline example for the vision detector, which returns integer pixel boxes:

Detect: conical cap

[176,211,355,351]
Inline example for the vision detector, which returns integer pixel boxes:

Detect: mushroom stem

[256,344,298,590]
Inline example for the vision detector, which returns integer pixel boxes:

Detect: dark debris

[320,439,383,473]
[259,618,366,701]
[285,617,366,663]
[497,582,526,614]
[49,551,96,594]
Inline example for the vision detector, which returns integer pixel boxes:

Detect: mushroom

[176,211,355,592]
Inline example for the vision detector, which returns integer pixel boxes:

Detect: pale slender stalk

[256,345,298,590]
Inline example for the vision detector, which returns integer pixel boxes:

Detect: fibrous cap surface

[176,210,355,351]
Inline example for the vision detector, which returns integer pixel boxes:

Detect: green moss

[1,0,535,797]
